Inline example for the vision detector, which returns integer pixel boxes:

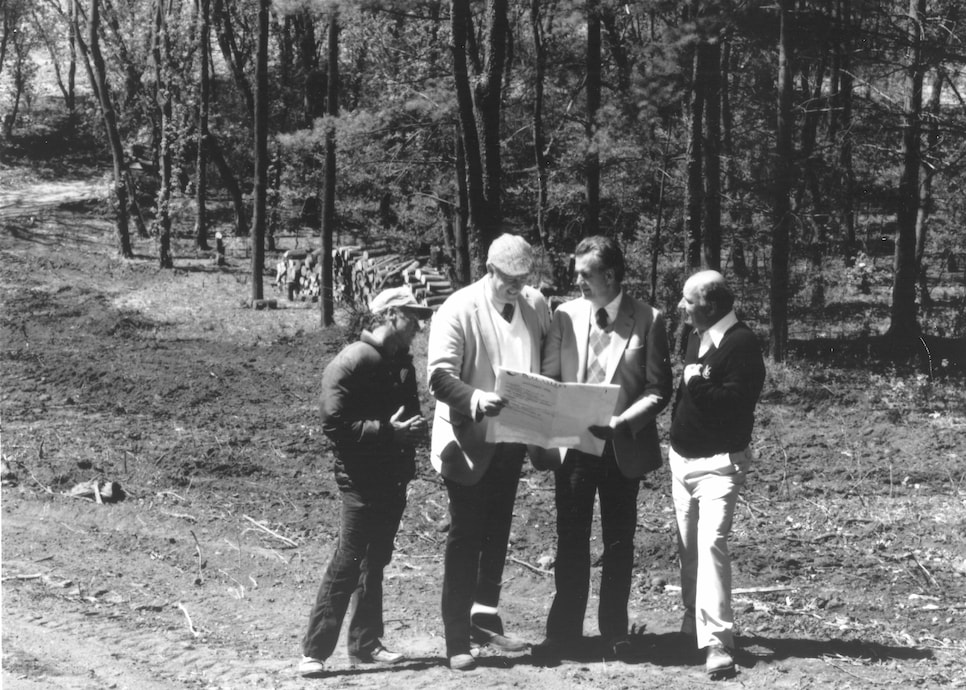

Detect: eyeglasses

[492,266,530,288]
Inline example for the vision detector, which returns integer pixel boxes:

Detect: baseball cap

[368,286,435,318]
[487,233,533,276]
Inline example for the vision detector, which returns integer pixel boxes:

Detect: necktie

[587,309,610,383]
[595,308,608,329]
[501,302,514,323]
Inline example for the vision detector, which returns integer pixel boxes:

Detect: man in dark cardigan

[669,270,766,680]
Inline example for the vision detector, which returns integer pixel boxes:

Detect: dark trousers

[546,447,640,641]
[441,445,524,656]
[302,484,407,660]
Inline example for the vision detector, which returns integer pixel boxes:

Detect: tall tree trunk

[251,0,269,303]
[320,11,338,327]
[77,0,133,259]
[153,0,173,269]
[835,0,856,264]
[208,134,248,237]
[702,38,722,271]
[451,0,508,276]
[915,67,942,309]
[451,0,487,274]
[453,128,471,285]
[530,0,548,249]
[475,0,510,260]
[888,0,926,343]
[585,0,601,236]
[685,41,705,269]
[771,0,794,361]
[195,0,212,251]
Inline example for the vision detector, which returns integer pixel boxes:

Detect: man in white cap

[299,286,434,677]
[427,233,551,671]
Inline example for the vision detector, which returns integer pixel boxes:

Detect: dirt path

[2,180,965,689]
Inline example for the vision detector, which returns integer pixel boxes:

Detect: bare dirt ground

[2,169,966,689]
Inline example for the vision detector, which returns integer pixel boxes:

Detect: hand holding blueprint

[484,367,620,456]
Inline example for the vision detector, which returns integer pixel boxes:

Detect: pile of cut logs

[273,242,454,309]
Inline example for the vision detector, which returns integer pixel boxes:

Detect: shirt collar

[594,291,623,325]
[705,310,738,348]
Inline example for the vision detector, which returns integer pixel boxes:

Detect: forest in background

[1,0,964,366]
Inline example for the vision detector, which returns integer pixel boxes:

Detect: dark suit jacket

[427,277,551,486]
[538,293,672,478]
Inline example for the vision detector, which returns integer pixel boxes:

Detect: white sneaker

[298,656,325,677]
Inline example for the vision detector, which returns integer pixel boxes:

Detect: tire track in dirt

[2,604,303,689]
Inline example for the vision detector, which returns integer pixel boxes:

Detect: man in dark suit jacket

[532,236,672,660]
[428,233,551,671]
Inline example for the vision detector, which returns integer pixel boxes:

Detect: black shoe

[531,636,579,660]
[470,613,528,652]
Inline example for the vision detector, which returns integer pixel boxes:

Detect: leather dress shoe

[470,613,528,652]
[349,645,406,665]
[705,644,736,679]
[531,636,578,660]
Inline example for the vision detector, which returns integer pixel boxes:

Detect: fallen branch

[162,510,198,522]
[177,602,202,637]
[1,573,44,582]
[509,556,553,576]
[189,530,204,585]
[242,514,298,548]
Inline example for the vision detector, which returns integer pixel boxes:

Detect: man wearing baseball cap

[427,233,551,670]
[299,286,433,677]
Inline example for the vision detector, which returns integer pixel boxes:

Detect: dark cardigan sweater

[670,321,766,459]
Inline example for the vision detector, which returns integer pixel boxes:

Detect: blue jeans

[441,445,524,656]
[546,447,640,641]
[302,484,407,660]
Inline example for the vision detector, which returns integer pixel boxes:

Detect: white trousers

[669,446,749,650]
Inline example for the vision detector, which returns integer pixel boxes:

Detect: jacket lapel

[575,300,592,383]
[602,294,634,384]
[471,278,502,377]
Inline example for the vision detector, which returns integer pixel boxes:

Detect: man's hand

[390,406,427,445]
[588,416,628,440]
[683,363,703,383]
[477,392,508,417]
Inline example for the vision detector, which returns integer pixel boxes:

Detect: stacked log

[273,243,454,309]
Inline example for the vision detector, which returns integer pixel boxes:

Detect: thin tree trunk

[685,42,705,269]
[320,11,338,326]
[915,69,947,310]
[251,0,269,303]
[453,128,471,285]
[208,134,248,237]
[585,0,601,236]
[771,0,794,361]
[153,0,173,269]
[77,0,133,259]
[530,0,548,250]
[888,0,926,343]
[451,0,488,276]
[195,0,211,251]
[703,38,722,271]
